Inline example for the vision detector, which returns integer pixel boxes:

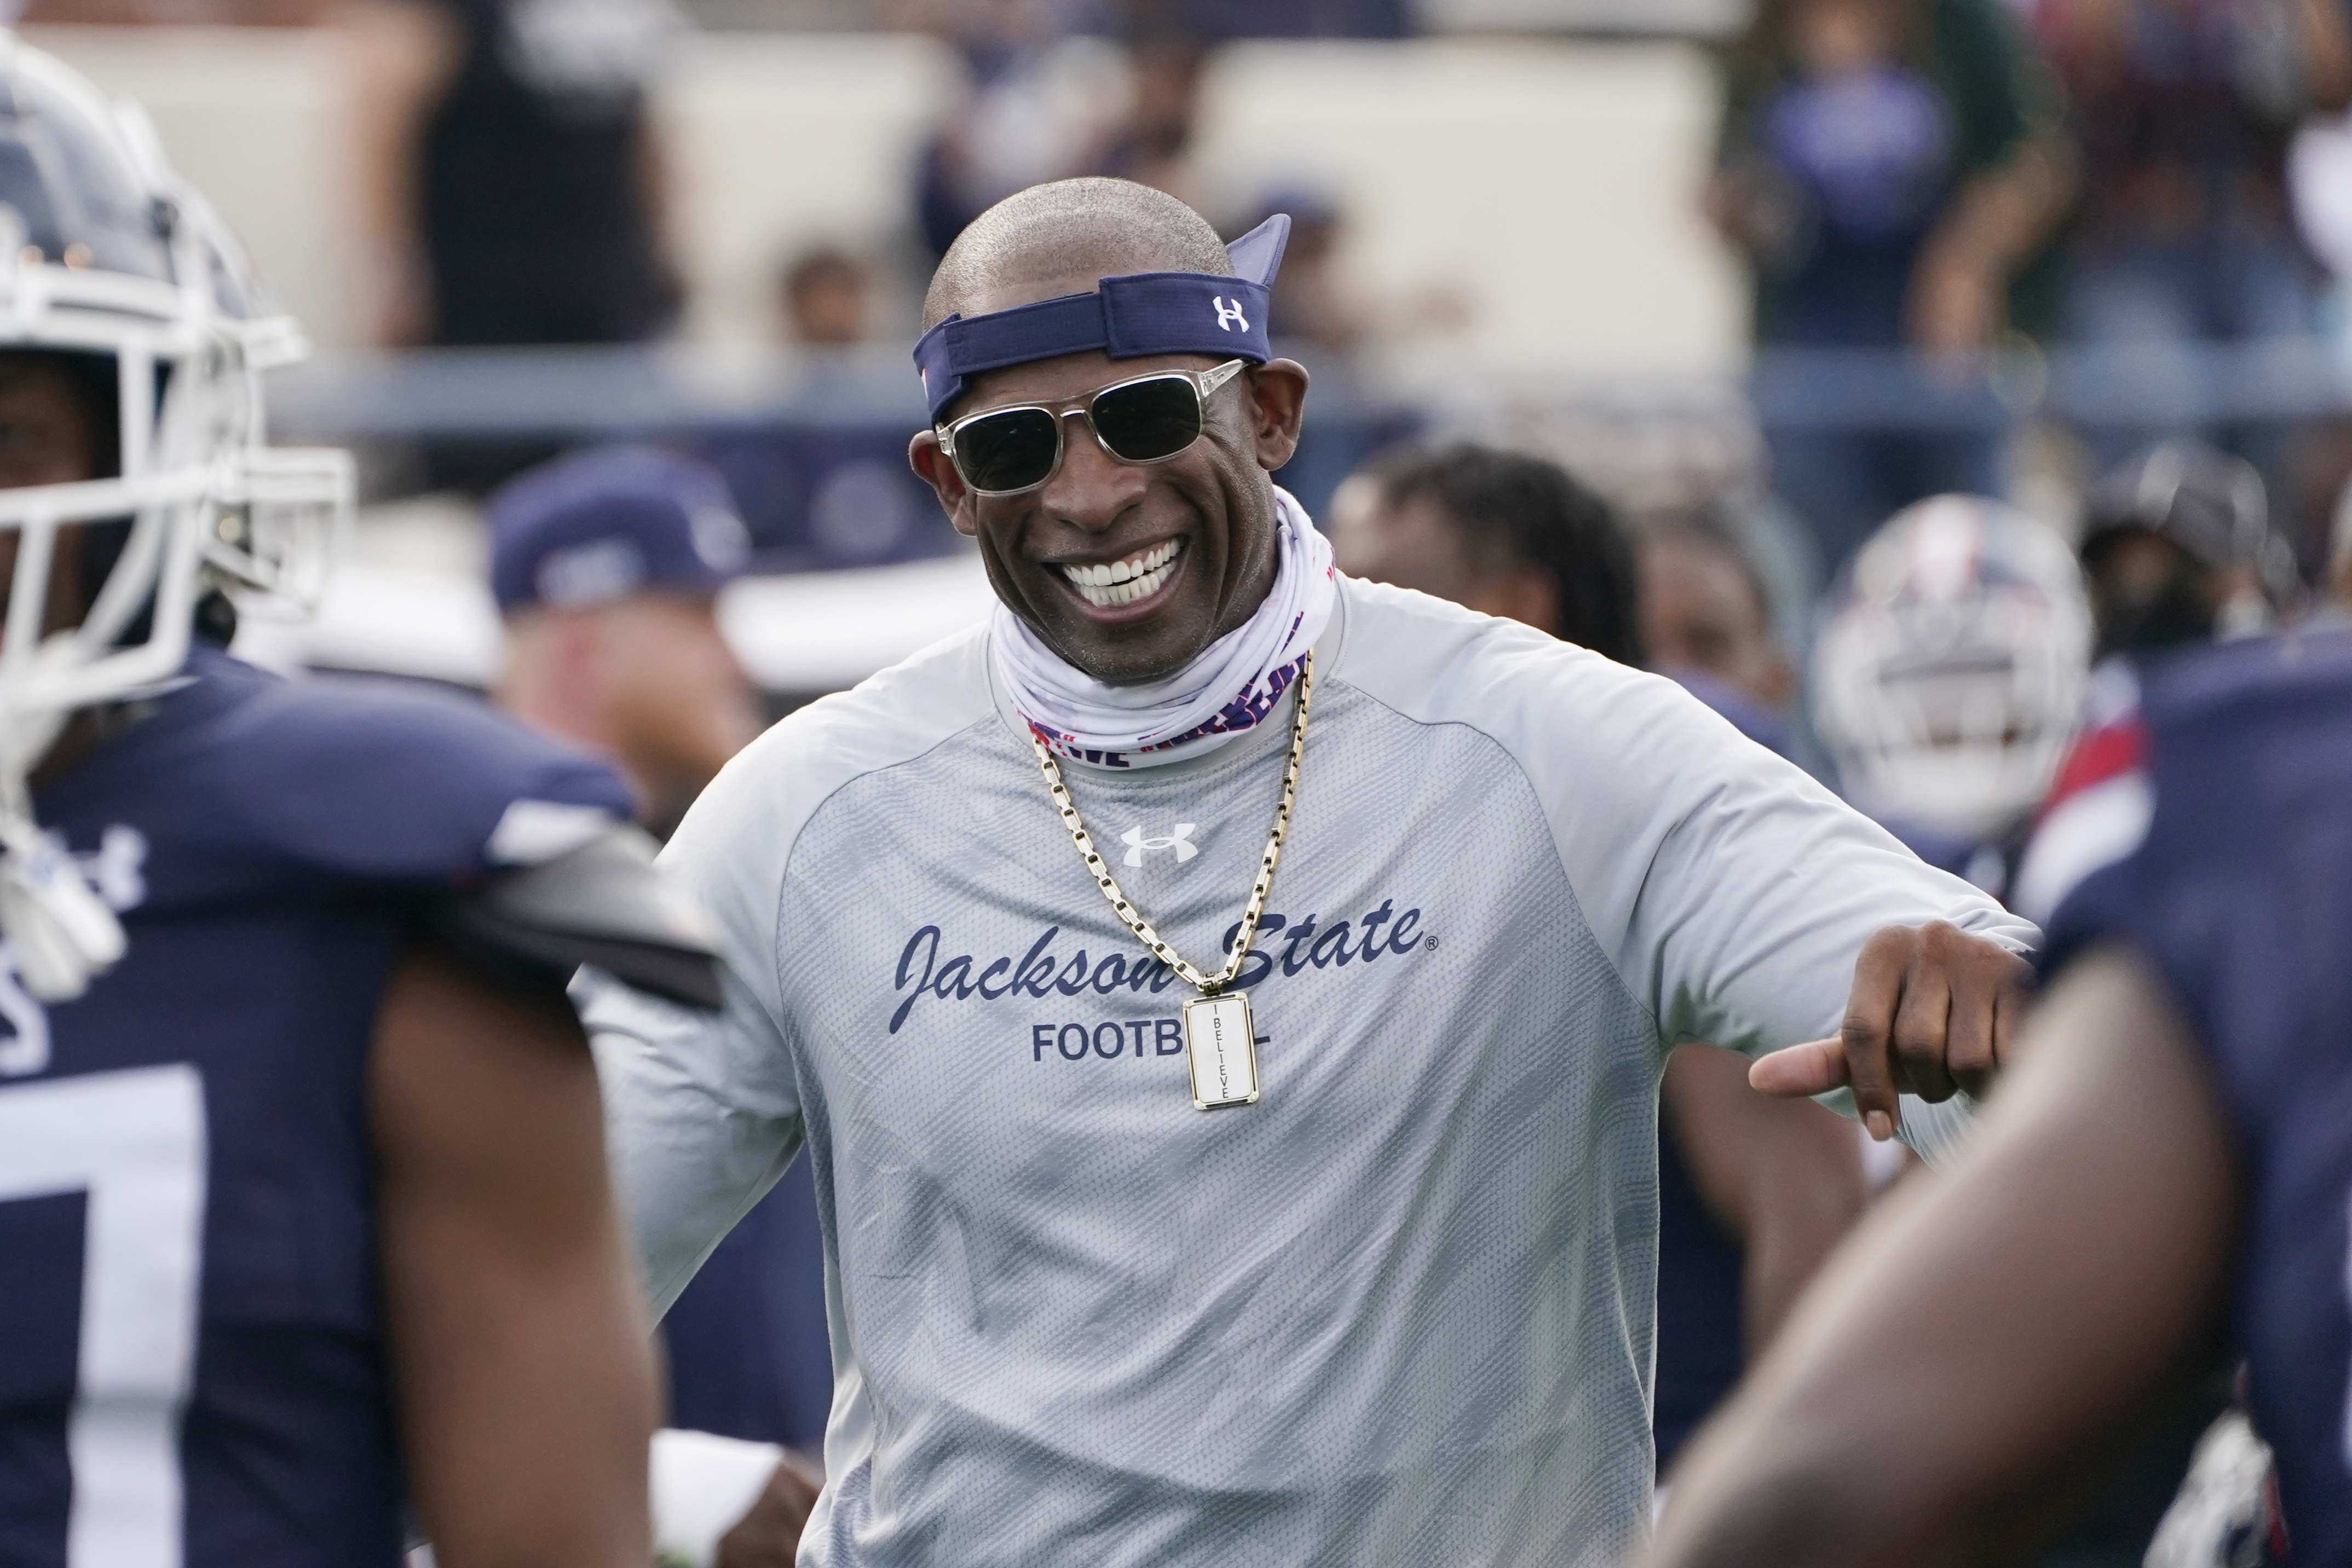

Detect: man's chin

[1035,612,1209,688]
[1016,573,1217,685]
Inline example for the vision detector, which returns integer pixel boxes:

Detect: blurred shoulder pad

[432,825,725,1010]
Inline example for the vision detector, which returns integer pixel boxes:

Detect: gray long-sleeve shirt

[583,575,2034,1568]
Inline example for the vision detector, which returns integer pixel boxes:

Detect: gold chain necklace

[1029,650,1313,1110]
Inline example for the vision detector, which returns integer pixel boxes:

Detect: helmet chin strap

[0,644,125,1002]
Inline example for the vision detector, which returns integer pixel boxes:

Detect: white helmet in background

[1813,495,2092,841]
[0,37,353,997]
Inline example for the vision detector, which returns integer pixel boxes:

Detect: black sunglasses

[935,359,1248,497]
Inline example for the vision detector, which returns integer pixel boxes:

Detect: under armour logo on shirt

[1121,823,1198,867]
[1212,297,1248,332]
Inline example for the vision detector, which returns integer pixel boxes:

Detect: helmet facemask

[0,48,351,999]
[1813,496,2094,843]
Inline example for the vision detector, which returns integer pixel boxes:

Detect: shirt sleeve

[1520,650,2040,1165]
[579,745,808,1319]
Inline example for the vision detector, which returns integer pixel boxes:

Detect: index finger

[1842,929,1909,1142]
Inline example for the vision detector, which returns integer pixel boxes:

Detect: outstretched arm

[372,948,658,1568]
[1649,947,2240,1568]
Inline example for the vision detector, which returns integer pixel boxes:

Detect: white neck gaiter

[992,486,1336,769]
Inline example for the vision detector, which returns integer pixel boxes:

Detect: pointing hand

[1749,921,2033,1140]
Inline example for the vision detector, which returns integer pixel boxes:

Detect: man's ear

[1243,359,1310,474]
[908,429,977,538]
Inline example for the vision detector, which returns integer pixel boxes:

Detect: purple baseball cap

[912,213,1291,424]
[488,445,752,613]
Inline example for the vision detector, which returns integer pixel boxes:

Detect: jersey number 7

[0,1065,206,1568]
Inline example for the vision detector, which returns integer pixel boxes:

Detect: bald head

[923,177,1232,329]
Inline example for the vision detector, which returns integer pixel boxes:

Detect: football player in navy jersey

[0,40,713,1568]
[1642,627,2352,1565]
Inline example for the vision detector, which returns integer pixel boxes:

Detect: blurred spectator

[335,0,681,350]
[1110,0,1408,37]
[1094,33,1207,204]
[2078,438,2299,658]
[21,0,318,19]
[488,444,764,834]
[2029,0,2352,465]
[1330,442,1867,1481]
[1238,185,1471,357]
[780,244,878,347]
[913,0,1128,258]
[336,0,684,493]
[1710,0,2071,573]
[1329,442,1644,658]
[1639,514,1798,742]
[1248,188,1365,352]
[1810,493,2091,892]
[2011,445,2293,925]
[486,443,832,1563]
[695,425,966,569]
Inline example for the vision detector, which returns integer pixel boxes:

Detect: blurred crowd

[264,0,2352,608]
[24,0,2351,598]
[9,0,2350,1557]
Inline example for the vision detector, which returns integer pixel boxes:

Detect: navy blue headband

[914,213,1291,423]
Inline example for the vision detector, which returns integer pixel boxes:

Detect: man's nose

[1039,409,1148,533]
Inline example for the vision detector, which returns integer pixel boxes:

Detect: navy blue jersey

[2040,630,2352,1564]
[1651,1111,1744,1473]
[0,645,633,1568]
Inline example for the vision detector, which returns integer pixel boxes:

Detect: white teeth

[1061,540,1183,607]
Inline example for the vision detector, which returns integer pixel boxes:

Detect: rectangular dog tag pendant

[1182,992,1259,1110]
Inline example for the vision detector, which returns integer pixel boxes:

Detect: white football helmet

[0,37,353,997]
[1813,495,2092,841]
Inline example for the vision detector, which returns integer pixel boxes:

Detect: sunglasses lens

[955,407,1062,493]
[1091,376,1205,463]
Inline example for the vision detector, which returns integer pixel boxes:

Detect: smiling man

[583,177,2037,1568]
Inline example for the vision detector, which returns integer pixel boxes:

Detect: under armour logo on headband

[913,214,1292,423]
